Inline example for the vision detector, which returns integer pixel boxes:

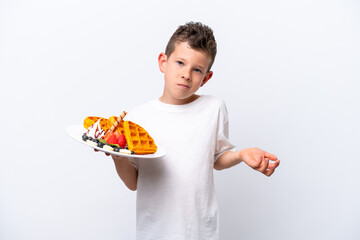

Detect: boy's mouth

[177,84,189,89]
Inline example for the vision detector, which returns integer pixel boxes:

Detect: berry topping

[117,134,126,149]
[107,134,117,144]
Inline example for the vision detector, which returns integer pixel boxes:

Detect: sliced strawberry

[103,131,113,141]
[107,134,117,144]
[114,131,120,138]
[117,134,126,149]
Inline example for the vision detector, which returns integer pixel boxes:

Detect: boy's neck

[159,94,201,105]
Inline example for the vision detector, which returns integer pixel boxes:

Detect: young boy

[110,22,280,239]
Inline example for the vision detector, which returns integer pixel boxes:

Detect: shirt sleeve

[214,121,236,161]
[214,100,236,161]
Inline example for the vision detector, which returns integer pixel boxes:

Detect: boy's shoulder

[202,94,225,104]
[126,99,156,117]
[201,95,227,110]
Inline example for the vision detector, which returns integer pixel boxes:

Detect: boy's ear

[200,71,213,87]
[158,53,167,73]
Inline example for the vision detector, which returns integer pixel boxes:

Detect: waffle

[84,116,124,134]
[107,116,125,134]
[123,121,157,154]
[84,117,109,131]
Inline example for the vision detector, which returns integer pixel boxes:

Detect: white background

[1,0,359,239]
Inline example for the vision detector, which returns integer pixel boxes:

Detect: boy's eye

[194,68,202,73]
[177,61,184,65]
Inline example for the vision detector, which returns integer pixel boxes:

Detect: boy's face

[158,41,213,105]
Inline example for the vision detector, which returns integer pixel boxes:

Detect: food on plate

[123,121,157,155]
[85,119,106,139]
[103,145,114,152]
[84,117,109,132]
[82,111,157,155]
[86,139,98,147]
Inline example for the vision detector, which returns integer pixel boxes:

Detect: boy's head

[165,22,217,72]
[158,22,216,105]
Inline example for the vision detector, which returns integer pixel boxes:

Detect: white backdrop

[1,0,359,239]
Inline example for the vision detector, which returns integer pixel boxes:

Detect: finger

[271,159,280,168]
[267,160,280,171]
[264,160,280,176]
[276,159,280,166]
[264,151,278,161]
[258,157,269,173]
[265,167,275,177]
[94,148,110,156]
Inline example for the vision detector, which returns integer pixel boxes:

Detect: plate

[65,125,166,159]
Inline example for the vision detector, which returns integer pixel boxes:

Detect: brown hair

[165,22,217,72]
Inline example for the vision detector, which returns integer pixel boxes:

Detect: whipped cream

[86,119,105,139]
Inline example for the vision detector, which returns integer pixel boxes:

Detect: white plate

[65,125,166,159]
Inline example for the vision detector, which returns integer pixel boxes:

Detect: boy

[109,22,280,239]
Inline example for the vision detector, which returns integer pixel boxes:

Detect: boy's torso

[126,95,229,240]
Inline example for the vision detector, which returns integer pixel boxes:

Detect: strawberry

[114,131,120,138]
[107,134,117,144]
[103,131,113,141]
[117,134,126,149]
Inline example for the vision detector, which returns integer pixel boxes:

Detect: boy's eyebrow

[194,64,206,71]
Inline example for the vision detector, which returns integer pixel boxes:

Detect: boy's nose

[181,68,191,81]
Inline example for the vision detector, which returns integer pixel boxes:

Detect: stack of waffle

[83,112,157,154]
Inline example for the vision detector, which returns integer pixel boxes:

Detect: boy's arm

[214,148,280,177]
[111,155,138,191]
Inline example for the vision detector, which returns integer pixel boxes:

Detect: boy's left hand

[239,148,280,177]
